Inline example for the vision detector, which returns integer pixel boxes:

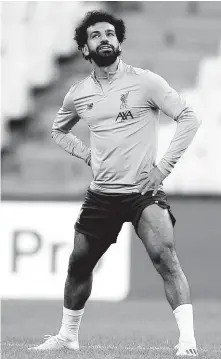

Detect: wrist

[156,163,170,178]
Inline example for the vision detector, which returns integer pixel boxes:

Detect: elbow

[193,113,202,131]
[186,106,202,130]
[190,117,201,137]
[51,124,64,140]
[51,127,62,143]
[51,128,56,140]
[51,129,58,144]
[51,127,67,145]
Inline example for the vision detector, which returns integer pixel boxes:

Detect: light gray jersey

[52,60,200,193]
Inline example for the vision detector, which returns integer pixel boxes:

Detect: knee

[150,242,177,272]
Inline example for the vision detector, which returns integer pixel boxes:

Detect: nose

[100,33,109,43]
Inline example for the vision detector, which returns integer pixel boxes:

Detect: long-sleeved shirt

[52,59,201,193]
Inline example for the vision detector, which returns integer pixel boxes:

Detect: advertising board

[0,202,131,300]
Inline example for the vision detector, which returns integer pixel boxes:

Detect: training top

[52,59,200,193]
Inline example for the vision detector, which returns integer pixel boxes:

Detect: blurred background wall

[1,1,221,300]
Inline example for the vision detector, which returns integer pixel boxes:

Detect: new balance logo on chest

[116,91,134,121]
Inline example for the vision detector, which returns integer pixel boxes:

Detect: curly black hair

[74,10,126,51]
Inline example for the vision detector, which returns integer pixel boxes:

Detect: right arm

[51,84,91,165]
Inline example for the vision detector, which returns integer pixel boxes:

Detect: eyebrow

[90,29,115,36]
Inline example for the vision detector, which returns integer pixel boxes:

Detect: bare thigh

[136,204,175,263]
[68,231,112,277]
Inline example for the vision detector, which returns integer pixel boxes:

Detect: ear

[82,44,89,57]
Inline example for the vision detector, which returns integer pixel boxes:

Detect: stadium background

[1,2,221,355]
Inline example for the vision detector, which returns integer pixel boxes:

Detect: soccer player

[29,10,201,356]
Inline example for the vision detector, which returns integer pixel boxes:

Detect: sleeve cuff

[157,161,173,177]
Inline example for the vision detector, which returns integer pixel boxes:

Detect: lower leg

[155,248,196,344]
[64,272,93,310]
[58,231,110,344]
[59,273,92,342]
[158,248,191,310]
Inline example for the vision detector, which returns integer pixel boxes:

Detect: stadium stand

[1,1,221,197]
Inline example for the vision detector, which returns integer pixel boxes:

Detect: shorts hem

[74,223,117,244]
[133,201,176,234]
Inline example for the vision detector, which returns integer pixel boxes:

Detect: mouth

[99,45,112,50]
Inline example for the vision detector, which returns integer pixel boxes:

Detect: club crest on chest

[116,91,133,121]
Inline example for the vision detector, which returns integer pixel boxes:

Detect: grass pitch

[2,299,221,358]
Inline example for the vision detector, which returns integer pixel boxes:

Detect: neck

[93,58,120,78]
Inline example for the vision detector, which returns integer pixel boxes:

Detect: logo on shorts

[116,91,134,121]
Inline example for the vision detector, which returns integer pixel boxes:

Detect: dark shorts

[74,188,176,244]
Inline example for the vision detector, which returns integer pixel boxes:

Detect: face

[83,22,121,67]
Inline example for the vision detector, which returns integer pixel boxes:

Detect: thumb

[152,184,158,196]
[139,171,149,179]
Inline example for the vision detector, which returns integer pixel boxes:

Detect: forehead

[87,22,115,34]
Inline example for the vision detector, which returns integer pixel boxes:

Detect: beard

[88,44,121,67]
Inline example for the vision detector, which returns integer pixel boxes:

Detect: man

[29,10,200,356]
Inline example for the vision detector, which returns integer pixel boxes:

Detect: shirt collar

[91,59,125,81]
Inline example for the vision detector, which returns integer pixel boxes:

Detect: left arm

[140,72,201,195]
[150,72,201,176]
